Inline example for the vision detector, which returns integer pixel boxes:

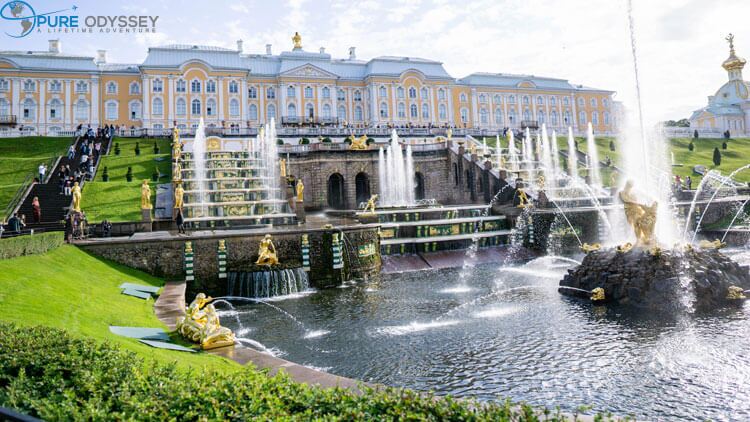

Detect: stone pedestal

[141,208,153,232]
[295,199,306,223]
[357,213,379,224]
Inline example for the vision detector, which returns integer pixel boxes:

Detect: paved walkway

[153,280,363,391]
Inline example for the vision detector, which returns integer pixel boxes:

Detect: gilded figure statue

[698,239,726,249]
[616,242,633,253]
[199,304,236,349]
[591,287,605,301]
[176,293,235,349]
[256,234,279,266]
[218,239,226,251]
[292,32,302,49]
[71,182,82,212]
[516,188,531,208]
[580,243,601,253]
[140,180,152,210]
[172,126,180,141]
[619,180,658,247]
[349,134,369,150]
[280,158,287,177]
[364,194,378,214]
[726,286,746,300]
[174,182,184,210]
[469,143,477,155]
[172,161,182,182]
[296,178,304,202]
[537,175,545,190]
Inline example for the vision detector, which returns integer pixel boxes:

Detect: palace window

[508,109,516,123]
[206,80,216,93]
[579,111,587,125]
[74,99,88,120]
[266,87,275,99]
[49,99,62,119]
[247,86,257,98]
[304,86,313,98]
[353,90,362,102]
[398,103,406,118]
[337,89,345,101]
[229,81,238,94]
[191,80,201,93]
[603,98,609,108]
[305,103,314,118]
[23,98,35,119]
[322,86,330,99]
[106,81,117,94]
[267,104,276,120]
[151,79,162,93]
[522,109,530,121]
[480,108,488,124]
[379,86,387,97]
[592,111,599,125]
[380,103,388,118]
[287,86,296,98]
[537,96,544,105]
[229,98,240,117]
[287,103,296,117]
[408,87,416,99]
[75,81,89,93]
[176,79,186,92]
[438,88,446,100]
[550,96,556,106]
[421,87,428,100]
[460,93,467,102]
[460,108,468,123]
[590,98,597,108]
[422,103,429,119]
[49,80,62,92]
[577,97,585,107]
[176,98,186,116]
[152,97,163,116]
[23,79,36,91]
[354,106,363,121]
[495,108,503,125]
[523,96,529,105]
[130,82,141,95]
[410,104,418,118]
[397,87,405,99]
[130,101,142,119]
[191,99,201,115]
[479,94,487,103]
[494,94,502,104]
[322,103,331,118]
[508,95,515,104]
[0,79,8,91]
[337,105,346,120]
[439,104,447,120]
[249,104,258,120]
[604,111,610,125]
[206,99,216,116]
[0,99,10,116]
[105,101,117,120]
[551,111,558,125]
[538,110,545,124]
[563,97,569,106]
[564,111,571,124]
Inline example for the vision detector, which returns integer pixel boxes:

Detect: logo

[0,1,78,38]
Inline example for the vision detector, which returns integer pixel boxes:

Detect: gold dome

[722,33,746,71]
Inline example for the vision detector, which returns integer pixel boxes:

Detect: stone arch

[355,172,370,205]
[327,173,346,209]
[414,172,425,200]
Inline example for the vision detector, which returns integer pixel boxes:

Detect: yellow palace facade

[0,35,617,135]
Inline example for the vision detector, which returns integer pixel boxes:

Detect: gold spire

[722,33,746,72]
[292,32,302,50]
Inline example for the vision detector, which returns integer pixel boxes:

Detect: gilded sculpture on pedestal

[174,182,185,210]
[176,293,235,350]
[619,180,658,247]
[296,178,304,202]
[71,182,82,212]
[140,180,152,210]
[516,188,531,208]
[172,160,182,182]
[349,134,369,150]
[363,194,378,214]
[292,32,302,49]
[280,158,287,177]
[256,234,279,266]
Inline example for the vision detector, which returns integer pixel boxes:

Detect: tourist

[38,163,47,183]
[101,220,112,237]
[32,196,41,223]
[58,170,66,194]
[67,144,76,160]
[176,209,186,234]
[7,212,24,234]
[686,176,692,190]
[64,177,73,196]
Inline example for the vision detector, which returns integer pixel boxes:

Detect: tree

[713,147,721,166]
[609,139,616,152]
[688,141,694,151]
[693,130,699,139]
[722,141,728,150]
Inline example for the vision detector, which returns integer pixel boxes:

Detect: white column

[142,76,150,126]
[11,78,20,117]
[570,92,577,132]
[217,77,224,122]
[531,94,537,124]
[91,77,99,126]
[167,76,175,124]
[331,85,338,124]
[370,84,378,125]
[428,86,435,125]
[316,84,322,120]
[447,86,454,125]
[470,88,478,127]
[259,83,265,123]
[39,79,46,133]
[390,84,397,123]
[240,79,247,122]
[279,83,286,118]
[502,95,508,129]
[347,87,353,122]
[296,85,302,120]
[64,80,71,127]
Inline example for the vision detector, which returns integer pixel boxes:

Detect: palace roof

[457,72,612,92]
[0,51,98,71]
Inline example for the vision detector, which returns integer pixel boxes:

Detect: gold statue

[218,239,226,251]
[255,234,279,266]
[619,180,658,247]
[280,158,287,177]
[580,243,601,253]
[71,182,82,212]
[172,161,182,182]
[177,293,211,342]
[140,180,152,210]
[292,32,302,49]
[174,182,184,210]
[470,143,477,155]
[172,126,180,141]
[185,241,193,254]
[616,242,633,253]
[176,293,235,349]
[698,239,726,249]
[199,304,236,349]
[296,178,304,202]
[349,134,369,150]
[364,194,378,214]
[591,287,605,301]
[446,128,452,140]
[516,188,531,208]
[537,175,545,190]
[726,286,746,300]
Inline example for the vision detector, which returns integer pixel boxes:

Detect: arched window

[304,86,313,98]
[266,87,275,99]
[287,86,296,98]
[176,98,186,116]
[130,101,141,119]
[421,103,429,119]
[74,99,88,120]
[322,103,331,118]
[551,110,558,125]
[0,79,8,91]
[152,97,163,115]
[379,103,388,118]
[550,96,556,106]
[508,95,515,104]
[590,98,597,108]
[577,97,585,107]
[603,98,609,108]
[229,98,240,117]
[106,81,117,94]
[206,99,216,116]
[479,94,487,103]
[354,106,363,120]
[460,108,468,123]
[229,81,238,94]
[508,109,516,123]
[494,108,503,125]
[176,79,186,92]
[0,99,8,116]
[130,81,140,94]
[479,108,488,124]
[48,80,61,92]
[408,87,416,99]
[151,79,162,93]
[191,99,201,115]
[397,103,406,118]
[76,81,89,93]
[564,110,571,125]
[105,101,117,120]
[287,103,296,117]
[22,98,35,119]
[420,87,428,99]
[49,99,62,119]
[523,109,530,121]
[337,105,346,120]
[337,89,345,101]
[604,111,610,125]
[523,96,529,105]
[410,104,418,118]
[23,79,35,91]
[592,111,599,125]
[248,86,257,98]
[206,80,216,93]
[438,88,446,100]
[305,103,314,118]
[267,104,276,120]
[397,87,405,99]
[538,110,545,124]
[322,86,330,98]
[191,80,201,93]
[579,111,587,125]
[439,104,447,120]
[249,104,258,120]
[537,96,544,105]
[379,86,387,97]
[460,93,467,102]
[353,90,362,102]
[494,94,502,104]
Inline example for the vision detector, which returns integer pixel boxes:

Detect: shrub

[688,141,694,151]
[153,141,160,154]
[299,137,310,145]
[0,232,63,260]
[693,129,699,139]
[114,143,121,155]
[151,166,159,182]
[713,147,721,166]
[0,323,562,421]
[367,137,375,145]
[125,166,133,182]
[134,142,141,156]
[277,139,284,145]
[322,137,332,143]
[609,139,615,152]
[101,166,109,182]
[722,141,728,150]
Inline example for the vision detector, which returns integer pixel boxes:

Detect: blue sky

[3,0,749,122]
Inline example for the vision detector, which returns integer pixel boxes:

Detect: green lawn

[84,138,172,222]
[0,245,238,373]
[0,137,71,215]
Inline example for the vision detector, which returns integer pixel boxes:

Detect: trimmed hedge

[0,232,64,260]
[0,323,575,421]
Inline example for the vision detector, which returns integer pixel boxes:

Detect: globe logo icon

[0,1,37,38]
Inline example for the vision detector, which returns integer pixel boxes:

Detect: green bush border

[0,232,64,260]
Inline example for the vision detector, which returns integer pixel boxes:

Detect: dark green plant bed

[0,232,64,260]
[0,323,581,421]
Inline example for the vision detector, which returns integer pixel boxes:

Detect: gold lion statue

[349,134,369,150]
[619,180,658,247]
[698,239,726,250]
[580,243,601,253]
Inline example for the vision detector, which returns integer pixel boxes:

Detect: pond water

[219,247,750,421]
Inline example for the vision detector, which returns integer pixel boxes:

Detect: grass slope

[0,245,238,372]
[84,138,172,222]
[0,137,71,213]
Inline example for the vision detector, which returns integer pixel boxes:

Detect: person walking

[175,208,186,234]
[8,212,24,234]
[38,163,47,183]
[67,144,75,160]
[686,176,692,190]
[32,196,41,223]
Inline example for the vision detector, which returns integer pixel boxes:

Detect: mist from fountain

[585,122,602,188]
[551,130,561,176]
[508,130,519,171]
[378,130,415,207]
[192,118,208,217]
[522,128,533,168]
[260,118,282,213]
[566,127,579,180]
[540,124,555,185]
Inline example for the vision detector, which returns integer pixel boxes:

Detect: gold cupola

[722,33,746,74]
